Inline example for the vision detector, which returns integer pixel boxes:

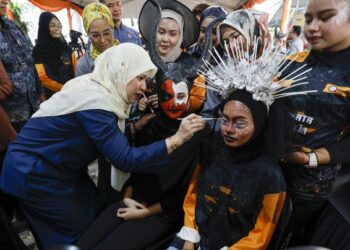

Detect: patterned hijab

[217,9,270,57]
[82,2,120,60]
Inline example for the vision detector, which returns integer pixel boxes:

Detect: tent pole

[279,0,292,33]
[67,7,73,30]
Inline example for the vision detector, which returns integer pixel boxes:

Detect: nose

[100,35,106,43]
[224,123,235,134]
[307,20,319,34]
[140,79,146,92]
[162,33,170,42]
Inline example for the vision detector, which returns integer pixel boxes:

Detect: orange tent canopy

[28,0,84,15]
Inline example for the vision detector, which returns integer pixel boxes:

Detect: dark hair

[292,25,301,36]
[192,3,210,17]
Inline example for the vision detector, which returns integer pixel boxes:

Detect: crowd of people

[1,0,350,249]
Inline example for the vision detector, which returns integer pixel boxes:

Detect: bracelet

[306,152,318,168]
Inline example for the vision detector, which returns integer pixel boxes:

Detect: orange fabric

[0,60,16,152]
[244,0,266,9]
[67,8,72,30]
[0,61,13,101]
[71,52,77,74]
[279,0,292,33]
[188,75,206,113]
[183,164,201,231]
[227,192,286,250]
[35,52,76,93]
[28,0,83,16]
[35,64,63,93]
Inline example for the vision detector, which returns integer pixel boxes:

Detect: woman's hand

[138,97,147,111]
[284,151,309,165]
[183,241,195,250]
[117,207,149,220]
[123,197,145,209]
[138,94,158,112]
[282,148,330,166]
[147,94,159,109]
[134,113,157,131]
[165,114,205,154]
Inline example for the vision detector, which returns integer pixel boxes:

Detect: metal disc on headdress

[139,0,199,48]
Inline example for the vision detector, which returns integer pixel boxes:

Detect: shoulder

[286,51,310,63]
[258,156,286,193]
[176,52,198,65]
[122,24,138,35]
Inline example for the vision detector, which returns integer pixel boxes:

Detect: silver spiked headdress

[195,39,316,109]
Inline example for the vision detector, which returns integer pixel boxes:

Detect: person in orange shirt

[32,12,77,98]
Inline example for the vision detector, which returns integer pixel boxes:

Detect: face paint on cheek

[331,3,349,26]
[173,81,189,105]
[159,80,188,119]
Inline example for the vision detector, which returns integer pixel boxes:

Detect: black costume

[32,12,75,98]
[279,49,350,245]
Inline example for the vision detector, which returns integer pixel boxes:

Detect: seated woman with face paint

[168,37,314,250]
[0,43,206,249]
[200,9,270,131]
[137,0,209,116]
[75,2,119,77]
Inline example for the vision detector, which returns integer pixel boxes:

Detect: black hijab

[219,90,268,162]
[32,12,71,68]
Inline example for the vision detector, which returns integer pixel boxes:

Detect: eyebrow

[90,28,111,33]
[305,8,336,16]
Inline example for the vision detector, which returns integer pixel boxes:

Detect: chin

[165,111,184,120]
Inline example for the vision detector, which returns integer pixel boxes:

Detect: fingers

[138,98,147,111]
[133,200,146,209]
[143,113,157,120]
[148,94,159,108]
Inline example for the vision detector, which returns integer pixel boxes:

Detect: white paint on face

[172,81,189,105]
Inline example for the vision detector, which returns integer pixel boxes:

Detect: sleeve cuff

[220,247,228,250]
[177,226,200,243]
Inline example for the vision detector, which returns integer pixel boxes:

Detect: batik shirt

[0,17,42,123]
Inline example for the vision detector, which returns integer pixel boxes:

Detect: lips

[224,135,236,143]
[308,36,321,44]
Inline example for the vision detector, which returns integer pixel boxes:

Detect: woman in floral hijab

[75,2,120,76]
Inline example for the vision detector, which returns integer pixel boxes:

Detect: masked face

[159,79,189,119]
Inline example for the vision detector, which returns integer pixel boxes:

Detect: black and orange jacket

[279,49,350,199]
[35,51,77,98]
[178,137,286,250]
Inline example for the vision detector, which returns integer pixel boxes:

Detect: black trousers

[287,193,327,246]
[76,202,178,250]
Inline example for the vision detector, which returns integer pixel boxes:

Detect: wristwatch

[307,152,318,168]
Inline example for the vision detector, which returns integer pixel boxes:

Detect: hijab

[217,9,270,57]
[159,9,184,62]
[82,2,120,61]
[33,43,157,132]
[32,12,71,69]
[220,90,268,162]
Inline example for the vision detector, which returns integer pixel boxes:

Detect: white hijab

[33,43,157,132]
[159,9,184,63]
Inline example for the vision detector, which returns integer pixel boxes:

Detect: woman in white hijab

[0,43,205,248]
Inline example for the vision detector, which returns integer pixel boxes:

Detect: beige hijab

[159,9,184,63]
[33,43,157,132]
